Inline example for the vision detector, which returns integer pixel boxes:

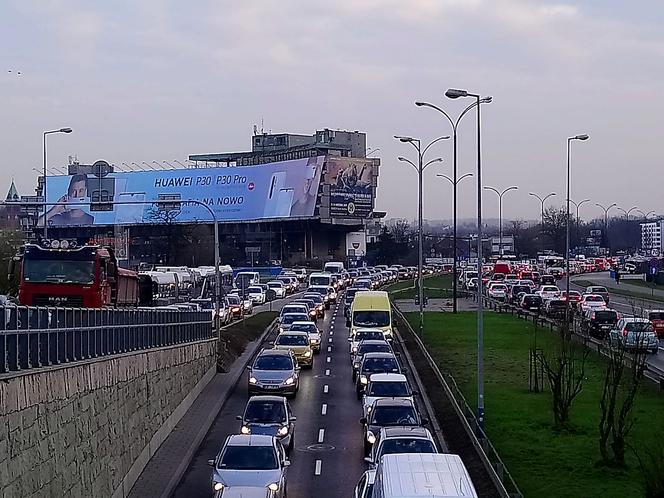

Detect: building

[0,180,21,229]
[641,220,663,256]
[30,128,380,268]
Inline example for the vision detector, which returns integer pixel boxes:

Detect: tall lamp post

[595,202,617,249]
[636,209,655,220]
[437,173,473,268]
[415,96,492,313]
[43,127,73,239]
[484,186,518,256]
[445,87,492,430]
[617,206,638,221]
[566,134,589,311]
[394,135,448,338]
[529,192,556,226]
[568,198,590,249]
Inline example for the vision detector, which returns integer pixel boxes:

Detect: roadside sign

[649,257,660,270]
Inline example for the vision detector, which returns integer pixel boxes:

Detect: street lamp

[173,160,186,168]
[142,161,158,171]
[415,95,492,313]
[595,202,617,249]
[565,134,589,318]
[394,134,449,338]
[132,162,147,171]
[366,147,381,156]
[152,160,166,170]
[484,186,518,256]
[529,192,556,226]
[636,209,656,219]
[568,198,590,249]
[617,206,638,221]
[163,161,175,169]
[444,87,492,430]
[43,127,73,239]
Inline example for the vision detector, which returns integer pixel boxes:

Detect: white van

[309,272,332,288]
[371,453,478,498]
[235,271,260,290]
[324,261,345,274]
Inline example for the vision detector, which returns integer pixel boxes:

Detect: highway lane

[172,296,367,498]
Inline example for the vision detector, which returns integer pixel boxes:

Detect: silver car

[248,350,300,398]
[237,396,297,454]
[609,318,659,354]
[208,434,289,497]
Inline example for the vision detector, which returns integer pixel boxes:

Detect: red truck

[14,243,139,307]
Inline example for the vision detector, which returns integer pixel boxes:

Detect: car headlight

[367,431,376,444]
[278,426,289,436]
[310,339,319,344]
[279,327,284,333]
[353,362,360,369]
[241,425,250,434]
[268,483,280,491]
[304,350,312,357]
[360,376,368,385]
[323,296,329,302]
[352,347,358,353]
[284,377,294,385]
[213,482,224,491]
[367,405,373,413]
[249,376,258,384]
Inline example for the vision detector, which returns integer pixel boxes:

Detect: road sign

[649,257,660,269]
[245,246,260,254]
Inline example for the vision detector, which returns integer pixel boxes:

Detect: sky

[2,0,663,223]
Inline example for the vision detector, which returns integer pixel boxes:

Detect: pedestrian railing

[0,306,213,374]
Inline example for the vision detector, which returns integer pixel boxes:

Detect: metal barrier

[0,306,213,374]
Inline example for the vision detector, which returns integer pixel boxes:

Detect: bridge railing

[0,306,212,374]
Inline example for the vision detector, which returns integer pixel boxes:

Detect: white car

[487,283,508,301]
[246,286,266,305]
[361,373,414,417]
[267,281,286,299]
[538,285,561,300]
[289,321,322,353]
[579,294,607,313]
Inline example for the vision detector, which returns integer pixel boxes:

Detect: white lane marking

[326,356,331,363]
[318,428,325,442]
[315,459,322,475]
[327,346,332,352]
[323,384,329,393]
[330,331,334,336]
[328,337,333,343]
[325,369,330,376]
[321,403,328,415]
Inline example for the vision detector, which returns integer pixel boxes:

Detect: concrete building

[641,220,663,256]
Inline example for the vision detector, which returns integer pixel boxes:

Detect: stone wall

[0,340,216,498]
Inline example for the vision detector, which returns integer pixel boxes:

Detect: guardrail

[472,293,664,389]
[392,305,523,498]
[0,306,213,375]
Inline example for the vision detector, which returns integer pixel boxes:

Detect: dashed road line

[314,459,322,475]
[321,403,327,415]
[323,384,329,393]
[325,369,330,376]
[318,428,325,442]
[327,346,332,352]
[326,356,331,363]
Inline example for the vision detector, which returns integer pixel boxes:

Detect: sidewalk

[573,272,664,300]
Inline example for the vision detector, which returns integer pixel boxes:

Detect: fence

[0,306,213,374]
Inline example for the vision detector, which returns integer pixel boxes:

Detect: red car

[648,310,664,338]
[561,290,582,309]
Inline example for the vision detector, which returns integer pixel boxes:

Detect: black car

[351,339,394,381]
[359,398,426,455]
[510,285,531,304]
[344,288,361,318]
[581,308,619,339]
[355,352,401,399]
[303,293,325,318]
[520,294,542,312]
[540,275,556,285]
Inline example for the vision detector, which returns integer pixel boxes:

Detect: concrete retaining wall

[0,340,216,498]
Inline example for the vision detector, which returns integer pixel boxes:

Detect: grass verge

[217,312,278,371]
[386,274,453,299]
[406,311,664,498]
[573,279,664,303]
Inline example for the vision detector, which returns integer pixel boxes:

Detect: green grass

[406,311,664,498]
[385,274,453,299]
[573,279,664,303]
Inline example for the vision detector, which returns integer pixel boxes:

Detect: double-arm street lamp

[484,186,518,256]
[444,87,492,430]
[394,135,448,338]
[569,198,590,248]
[43,127,73,239]
[617,206,638,221]
[565,134,589,310]
[595,202,617,249]
[636,209,656,219]
[415,95,492,314]
[529,192,556,226]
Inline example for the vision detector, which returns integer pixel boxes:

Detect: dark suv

[581,308,619,339]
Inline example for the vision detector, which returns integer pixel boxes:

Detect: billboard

[39,156,324,226]
[345,231,367,257]
[325,157,374,218]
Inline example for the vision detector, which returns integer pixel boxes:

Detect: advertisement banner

[325,157,374,218]
[345,231,367,256]
[40,157,324,226]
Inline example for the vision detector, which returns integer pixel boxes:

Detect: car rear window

[594,311,617,322]
[648,312,664,320]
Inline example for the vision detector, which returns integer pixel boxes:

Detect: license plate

[264,385,280,389]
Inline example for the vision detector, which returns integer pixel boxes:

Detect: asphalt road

[172,290,439,497]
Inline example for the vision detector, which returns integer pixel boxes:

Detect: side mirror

[412,390,420,396]
[235,415,243,421]
[359,417,367,424]
[246,365,252,370]
[290,416,297,422]
[347,337,353,342]
[421,418,429,425]
[283,460,291,467]
[363,457,374,464]
[207,459,215,467]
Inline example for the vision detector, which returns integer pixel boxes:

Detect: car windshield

[379,439,436,456]
[290,324,316,333]
[276,334,309,346]
[354,311,390,327]
[346,289,359,299]
[247,287,262,293]
[268,283,282,288]
[371,406,418,425]
[358,343,391,355]
[309,287,328,296]
[282,314,308,325]
[356,331,384,341]
[219,446,278,470]
[363,357,398,373]
[227,296,241,305]
[305,295,323,304]
[625,322,654,333]
[591,287,608,293]
[244,401,286,423]
[368,381,409,396]
[23,259,95,284]
[310,276,330,286]
[254,355,293,370]
[542,287,558,292]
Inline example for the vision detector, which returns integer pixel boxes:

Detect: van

[235,271,260,290]
[372,453,478,498]
[324,261,345,274]
[309,272,332,288]
[350,291,392,340]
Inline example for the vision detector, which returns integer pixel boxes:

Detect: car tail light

[622,328,628,337]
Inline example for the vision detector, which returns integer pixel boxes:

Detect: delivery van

[349,291,392,340]
[371,453,478,498]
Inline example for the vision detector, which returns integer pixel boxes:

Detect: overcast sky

[2,0,663,222]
